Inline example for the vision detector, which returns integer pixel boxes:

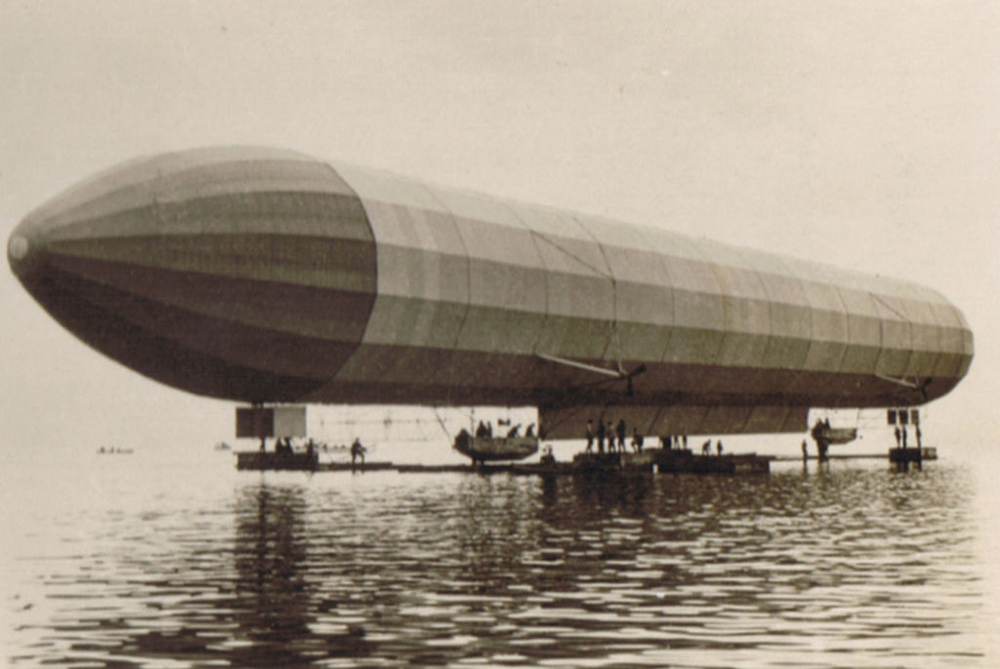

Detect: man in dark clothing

[350,438,366,470]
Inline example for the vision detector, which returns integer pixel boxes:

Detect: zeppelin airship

[7,146,973,439]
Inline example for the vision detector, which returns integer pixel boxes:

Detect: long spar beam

[535,352,625,379]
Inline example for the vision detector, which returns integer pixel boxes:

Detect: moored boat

[453,429,539,463]
[811,423,858,445]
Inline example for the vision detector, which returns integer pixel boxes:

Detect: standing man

[350,438,366,471]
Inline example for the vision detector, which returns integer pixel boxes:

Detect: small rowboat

[453,430,539,463]
[811,424,858,445]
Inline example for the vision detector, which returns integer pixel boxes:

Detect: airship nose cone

[8,146,378,403]
[7,218,41,284]
[7,233,28,261]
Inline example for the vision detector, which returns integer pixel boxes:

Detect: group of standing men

[584,420,728,457]
[584,418,646,454]
[474,420,536,439]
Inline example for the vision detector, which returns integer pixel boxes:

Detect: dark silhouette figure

[631,427,644,453]
[350,438,366,471]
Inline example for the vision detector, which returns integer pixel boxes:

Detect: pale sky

[1,1,997,455]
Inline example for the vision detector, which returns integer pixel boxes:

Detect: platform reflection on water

[4,453,986,668]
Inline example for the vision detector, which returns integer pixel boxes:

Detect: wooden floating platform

[774,453,888,461]
[236,448,771,475]
[889,446,937,464]
[319,461,396,472]
[478,450,771,476]
[237,446,938,474]
[237,451,318,471]
[236,452,397,471]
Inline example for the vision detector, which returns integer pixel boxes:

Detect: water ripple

[3,461,987,667]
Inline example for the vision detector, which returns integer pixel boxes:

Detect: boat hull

[453,432,539,462]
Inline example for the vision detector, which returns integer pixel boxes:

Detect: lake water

[3,445,999,668]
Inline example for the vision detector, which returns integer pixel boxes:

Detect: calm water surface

[2,449,996,668]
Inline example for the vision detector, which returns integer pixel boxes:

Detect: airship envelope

[8,147,973,438]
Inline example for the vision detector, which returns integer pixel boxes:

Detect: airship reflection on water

[7,147,973,439]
